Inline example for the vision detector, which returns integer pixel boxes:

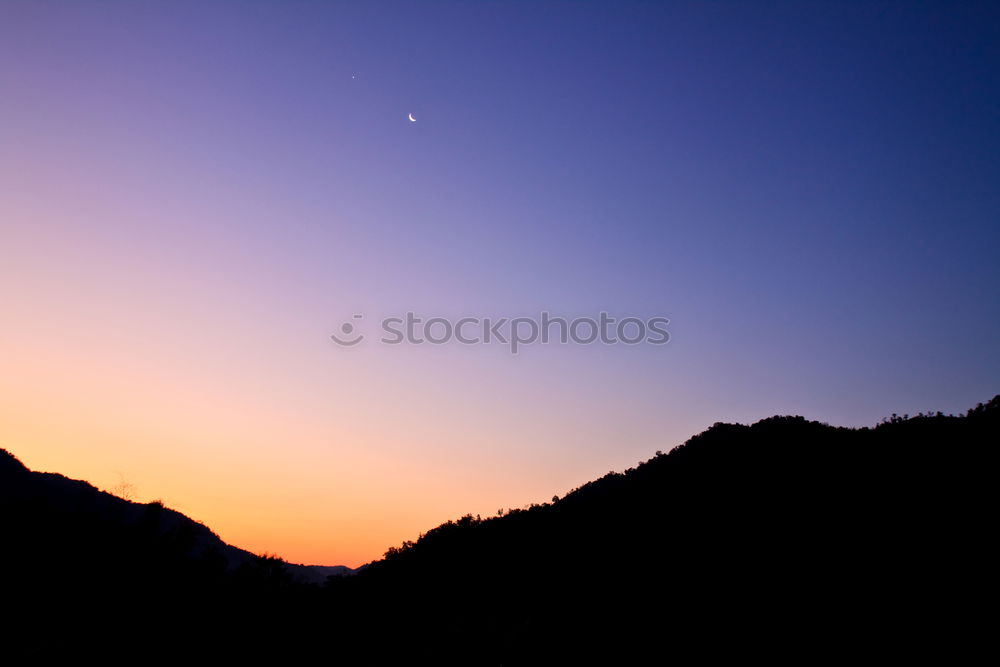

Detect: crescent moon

[408,113,416,122]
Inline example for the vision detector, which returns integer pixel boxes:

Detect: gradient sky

[2,1,998,567]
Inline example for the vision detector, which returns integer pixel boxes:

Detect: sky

[2,1,998,567]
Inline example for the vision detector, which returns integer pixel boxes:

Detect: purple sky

[2,1,998,565]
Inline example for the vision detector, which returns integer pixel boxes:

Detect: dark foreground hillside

[3,397,995,662]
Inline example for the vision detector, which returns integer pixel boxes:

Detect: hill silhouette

[0,449,351,658]
[2,396,994,661]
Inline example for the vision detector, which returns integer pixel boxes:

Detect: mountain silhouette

[0,448,353,659]
[0,449,353,580]
[2,396,994,662]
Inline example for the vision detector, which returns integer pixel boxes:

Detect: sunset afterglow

[3,2,998,569]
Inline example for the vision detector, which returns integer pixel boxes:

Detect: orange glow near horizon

[0,201,700,567]
[0,269,700,567]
